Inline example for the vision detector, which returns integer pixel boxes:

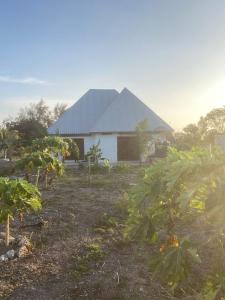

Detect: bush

[124,147,225,297]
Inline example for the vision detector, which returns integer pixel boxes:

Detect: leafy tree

[53,103,67,120]
[0,178,42,246]
[125,147,225,296]
[0,127,19,160]
[174,106,225,150]
[3,100,67,146]
[6,119,47,146]
[135,119,151,161]
[17,152,64,188]
[174,124,202,150]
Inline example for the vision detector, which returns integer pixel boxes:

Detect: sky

[1,0,225,130]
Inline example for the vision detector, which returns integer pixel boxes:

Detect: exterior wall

[84,134,118,162]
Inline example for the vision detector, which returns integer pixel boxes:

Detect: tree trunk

[5,214,10,246]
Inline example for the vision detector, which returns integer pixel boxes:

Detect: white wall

[84,134,118,162]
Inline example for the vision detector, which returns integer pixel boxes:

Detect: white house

[48,88,173,162]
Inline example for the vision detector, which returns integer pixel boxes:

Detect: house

[48,88,173,162]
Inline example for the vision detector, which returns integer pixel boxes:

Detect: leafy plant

[125,147,225,296]
[0,128,19,160]
[63,138,79,161]
[0,177,42,246]
[86,140,102,165]
[32,136,70,158]
[135,119,151,162]
[16,151,64,188]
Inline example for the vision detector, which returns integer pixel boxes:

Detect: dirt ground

[0,166,173,300]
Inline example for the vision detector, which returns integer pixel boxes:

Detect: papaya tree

[125,147,225,296]
[0,177,42,246]
[32,136,70,158]
[16,151,64,188]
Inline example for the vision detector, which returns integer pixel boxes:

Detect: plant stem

[36,168,40,186]
[5,214,10,246]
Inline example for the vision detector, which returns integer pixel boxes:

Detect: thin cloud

[0,75,49,85]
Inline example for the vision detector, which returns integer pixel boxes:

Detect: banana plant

[0,177,42,246]
[16,151,64,188]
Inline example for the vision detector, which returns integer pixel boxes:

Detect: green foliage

[6,119,47,146]
[72,243,104,278]
[0,177,41,222]
[63,138,79,161]
[174,106,225,150]
[16,151,64,186]
[0,127,19,160]
[136,119,151,159]
[32,136,69,157]
[86,140,102,165]
[125,147,225,296]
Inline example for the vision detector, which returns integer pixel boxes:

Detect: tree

[16,151,64,188]
[174,106,225,150]
[53,103,67,121]
[174,123,202,150]
[3,100,67,146]
[18,99,52,128]
[0,178,42,246]
[0,127,19,160]
[135,119,151,162]
[6,119,47,146]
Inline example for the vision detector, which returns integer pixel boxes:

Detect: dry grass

[0,166,172,300]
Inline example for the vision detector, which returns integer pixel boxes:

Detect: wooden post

[5,214,10,246]
[88,156,91,185]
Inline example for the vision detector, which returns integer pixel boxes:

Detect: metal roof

[48,88,173,135]
[48,89,118,135]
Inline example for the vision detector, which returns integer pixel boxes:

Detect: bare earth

[0,167,171,300]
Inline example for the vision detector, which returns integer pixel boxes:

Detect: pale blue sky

[1,0,225,129]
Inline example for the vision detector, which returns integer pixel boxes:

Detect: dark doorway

[117,136,139,161]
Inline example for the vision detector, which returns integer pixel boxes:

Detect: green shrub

[124,147,225,297]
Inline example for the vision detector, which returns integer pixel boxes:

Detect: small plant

[72,243,104,278]
[103,159,112,174]
[0,177,42,246]
[86,140,102,165]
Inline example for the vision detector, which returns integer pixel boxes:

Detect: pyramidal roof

[48,88,173,135]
